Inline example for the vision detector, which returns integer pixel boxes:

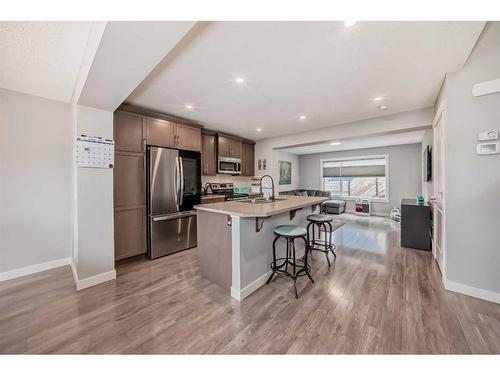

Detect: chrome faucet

[259,174,275,200]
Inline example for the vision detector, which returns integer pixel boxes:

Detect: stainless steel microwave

[217,157,241,175]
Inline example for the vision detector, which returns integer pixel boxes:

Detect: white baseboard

[0,256,116,292]
[231,271,272,301]
[0,257,72,282]
[231,248,307,301]
[443,278,500,305]
[74,269,116,290]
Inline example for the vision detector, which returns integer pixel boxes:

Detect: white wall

[73,105,115,283]
[273,150,299,192]
[299,144,422,216]
[443,22,500,300]
[0,89,72,276]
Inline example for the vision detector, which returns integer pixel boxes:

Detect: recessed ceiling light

[256,128,263,132]
[330,142,342,146]
[184,104,194,110]
[378,105,388,110]
[373,97,383,102]
[299,115,307,120]
[344,21,357,27]
[235,77,245,84]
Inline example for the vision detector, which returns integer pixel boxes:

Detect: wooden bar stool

[306,214,337,266]
[266,225,314,299]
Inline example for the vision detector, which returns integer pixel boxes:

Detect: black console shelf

[401,199,431,251]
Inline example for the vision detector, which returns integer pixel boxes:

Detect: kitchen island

[195,196,328,301]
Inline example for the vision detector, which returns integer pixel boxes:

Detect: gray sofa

[279,189,346,215]
[279,189,331,198]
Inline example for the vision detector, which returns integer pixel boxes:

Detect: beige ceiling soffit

[273,126,432,151]
[71,21,107,105]
[78,21,198,111]
[462,21,487,68]
[113,22,208,112]
[129,21,211,100]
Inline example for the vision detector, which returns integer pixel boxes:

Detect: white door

[432,105,446,275]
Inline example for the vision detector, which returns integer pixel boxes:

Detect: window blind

[322,158,386,178]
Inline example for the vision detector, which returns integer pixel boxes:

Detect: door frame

[432,101,447,279]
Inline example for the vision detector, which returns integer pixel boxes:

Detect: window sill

[331,196,390,204]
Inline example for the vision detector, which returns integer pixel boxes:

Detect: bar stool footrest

[270,257,311,279]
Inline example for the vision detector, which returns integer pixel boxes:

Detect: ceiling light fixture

[344,21,357,27]
[184,104,194,110]
[378,105,388,110]
[235,77,245,84]
[330,142,342,146]
[256,128,263,132]
[373,97,383,101]
[299,115,307,120]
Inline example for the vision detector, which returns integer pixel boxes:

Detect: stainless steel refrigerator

[146,146,201,259]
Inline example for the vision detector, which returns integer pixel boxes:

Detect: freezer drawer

[149,213,197,259]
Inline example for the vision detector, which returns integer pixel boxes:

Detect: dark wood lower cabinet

[114,207,146,261]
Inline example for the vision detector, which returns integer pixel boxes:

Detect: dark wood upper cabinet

[218,135,241,158]
[146,117,176,148]
[241,142,255,176]
[176,123,201,151]
[146,117,201,151]
[202,133,217,176]
[114,110,145,153]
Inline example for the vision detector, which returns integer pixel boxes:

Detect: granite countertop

[194,196,328,218]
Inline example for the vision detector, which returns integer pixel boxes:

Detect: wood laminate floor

[1,215,499,354]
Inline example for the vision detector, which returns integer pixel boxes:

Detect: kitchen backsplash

[201,175,254,188]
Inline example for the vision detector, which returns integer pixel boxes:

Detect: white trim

[319,153,390,201]
[70,260,79,286]
[443,277,500,305]
[231,247,307,301]
[74,269,116,290]
[231,271,272,301]
[0,257,72,282]
[230,215,241,294]
[432,101,447,278]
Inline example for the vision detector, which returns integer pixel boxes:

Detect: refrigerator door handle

[174,156,180,209]
[179,157,185,206]
[152,210,197,221]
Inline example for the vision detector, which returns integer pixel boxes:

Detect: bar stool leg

[306,221,313,260]
[311,222,316,258]
[266,235,280,284]
[285,236,290,273]
[291,238,298,299]
[327,221,336,258]
[302,235,315,284]
[322,222,331,267]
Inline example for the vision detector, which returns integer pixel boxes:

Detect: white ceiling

[280,130,426,155]
[0,22,92,102]
[127,21,484,140]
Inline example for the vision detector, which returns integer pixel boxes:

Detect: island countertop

[194,195,328,218]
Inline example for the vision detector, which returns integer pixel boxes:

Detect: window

[321,156,388,200]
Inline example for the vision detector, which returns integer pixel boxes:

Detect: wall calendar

[76,135,114,168]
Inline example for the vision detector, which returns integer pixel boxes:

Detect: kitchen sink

[240,197,288,204]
